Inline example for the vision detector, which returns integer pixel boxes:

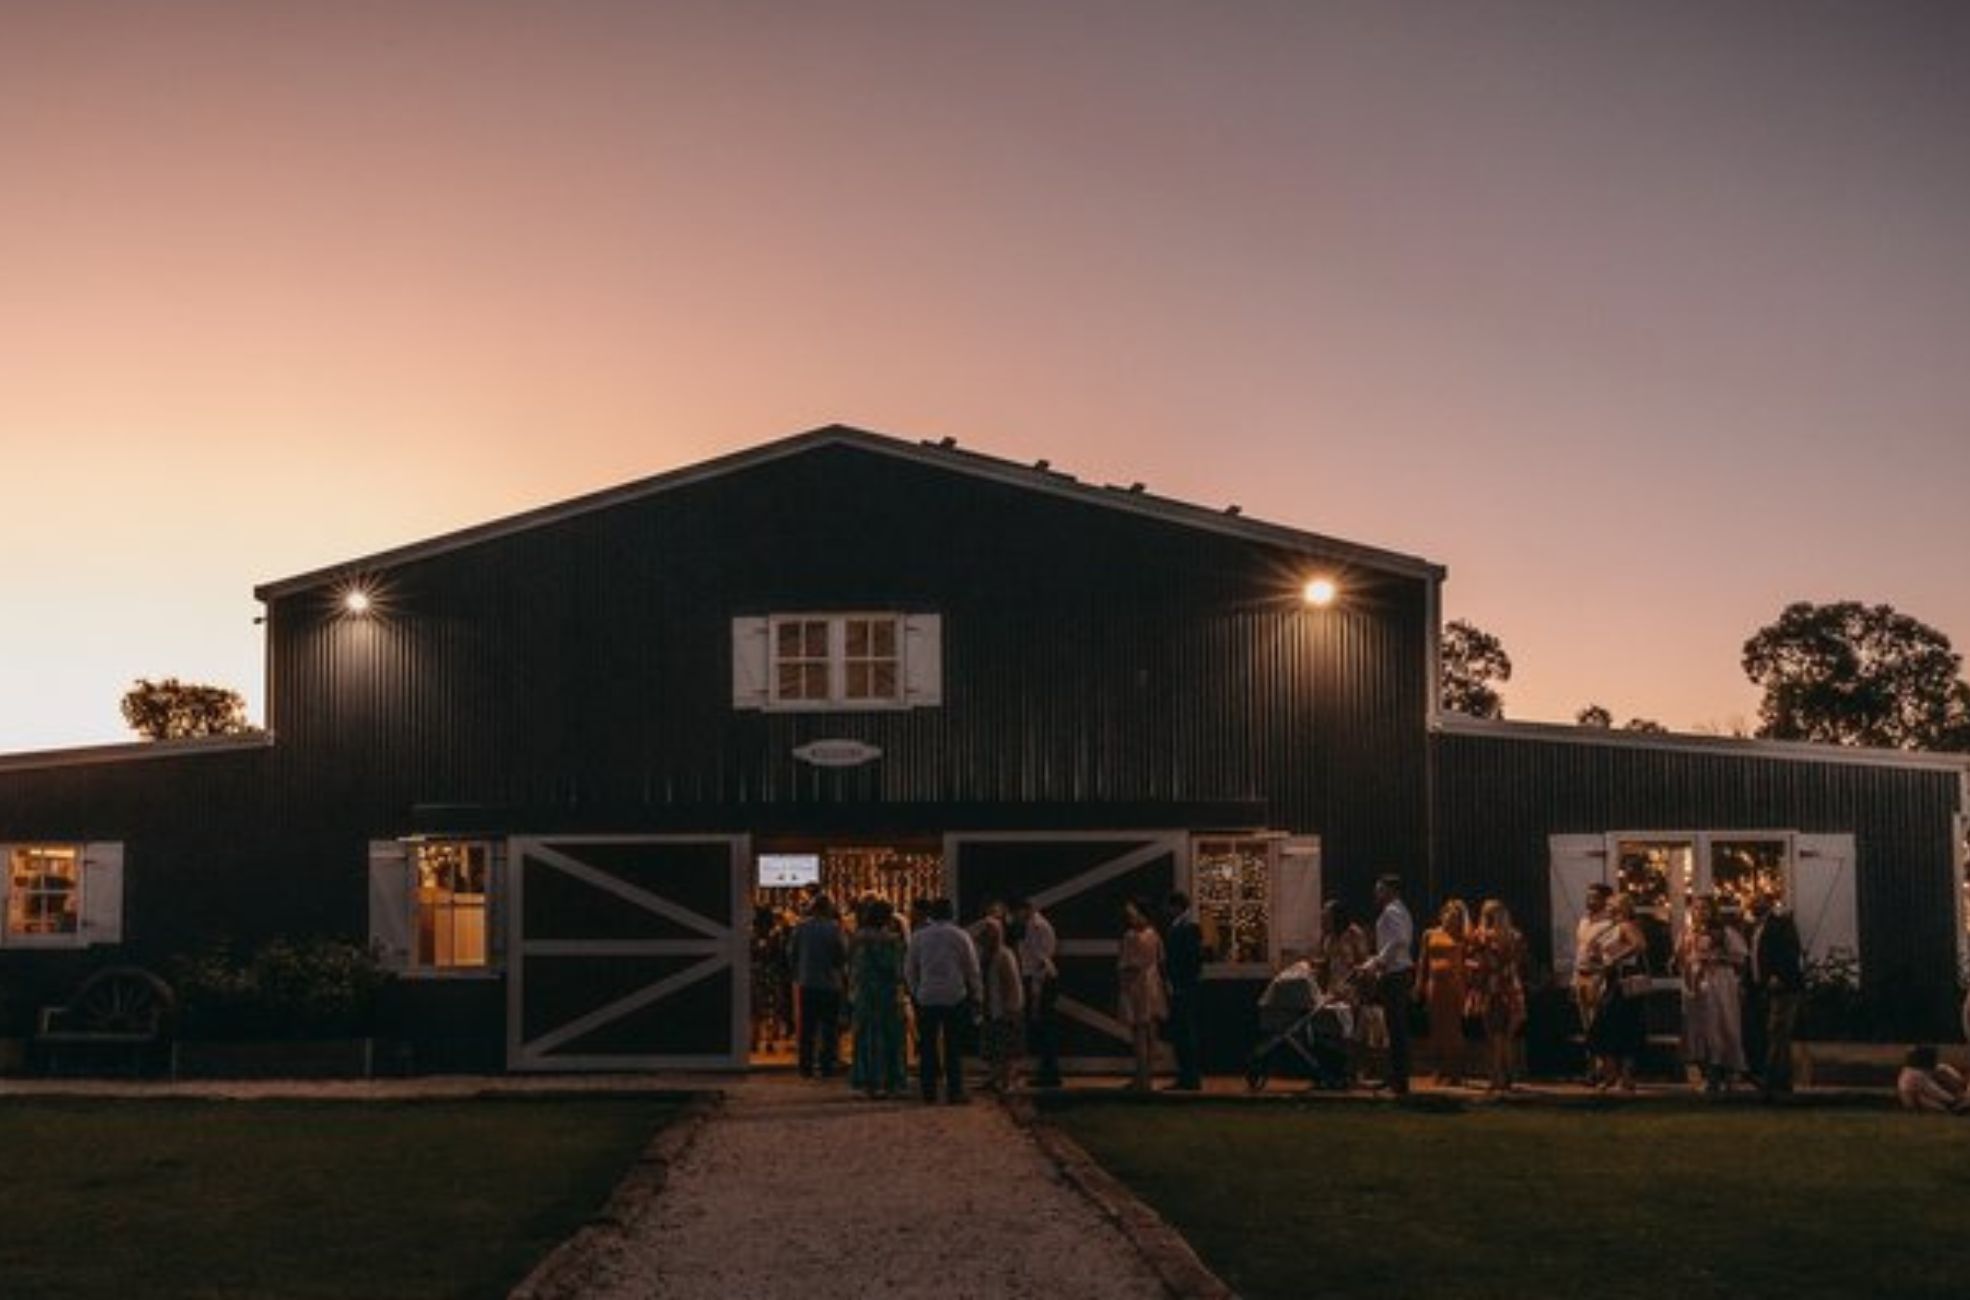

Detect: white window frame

[766,612,907,711]
[410,839,495,974]
[1,843,87,949]
[1186,832,1320,980]
[1605,830,1796,989]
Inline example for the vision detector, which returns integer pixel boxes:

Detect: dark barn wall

[1433,729,1964,1031]
[0,747,277,1030]
[264,443,1434,908]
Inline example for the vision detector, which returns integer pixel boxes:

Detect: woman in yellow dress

[1414,899,1471,1085]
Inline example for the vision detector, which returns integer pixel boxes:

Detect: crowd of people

[757,873,1965,1108]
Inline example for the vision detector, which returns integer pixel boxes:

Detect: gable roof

[254,423,1445,600]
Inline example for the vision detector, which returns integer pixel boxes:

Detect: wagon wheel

[69,966,176,1034]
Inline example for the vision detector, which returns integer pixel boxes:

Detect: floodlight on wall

[1302,576,1338,608]
[337,582,378,617]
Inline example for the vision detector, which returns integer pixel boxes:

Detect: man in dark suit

[1746,890,1806,1098]
[1163,890,1205,1091]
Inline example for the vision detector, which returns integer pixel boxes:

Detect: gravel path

[588,1078,1169,1300]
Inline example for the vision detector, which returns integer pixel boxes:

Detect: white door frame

[506,834,750,1072]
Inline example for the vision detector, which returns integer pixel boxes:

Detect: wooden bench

[35,966,176,1077]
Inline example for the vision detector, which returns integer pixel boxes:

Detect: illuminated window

[414,841,489,969]
[1193,838,1271,966]
[6,845,81,939]
[1613,839,1692,981]
[1709,838,1790,918]
[768,614,905,707]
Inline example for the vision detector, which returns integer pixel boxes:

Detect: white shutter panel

[1793,833,1859,973]
[81,842,126,946]
[1548,834,1608,975]
[1272,837,1322,964]
[368,840,413,971]
[731,617,770,709]
[903,613,942,707]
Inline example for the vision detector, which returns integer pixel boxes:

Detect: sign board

[757,854,821,888]
[792,739,883,768]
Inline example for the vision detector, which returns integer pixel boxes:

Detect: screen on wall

[757,853,822,888]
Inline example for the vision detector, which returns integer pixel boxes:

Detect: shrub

[172,938,387,1040]
[1797,948,1866,1040]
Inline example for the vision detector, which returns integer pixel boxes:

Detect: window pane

[1193,839,1270,964]
[802,663,830,698]
[7,845,81,938]
[846,620,869,657]
[777,663,806,697]
[1711,840,1786,917]
[846,662,871,698]
[777,622,804,656]
[414,842,490,969]
[1615,840,1691,976]
[802,622,828,657]
[871,619,897,657]
[870,662,898,700]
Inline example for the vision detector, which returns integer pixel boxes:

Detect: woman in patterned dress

[1465,899,1529,1092]
[1415,899,1471,1085]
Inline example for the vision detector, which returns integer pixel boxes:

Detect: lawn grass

[1050,1099,1970,1300]
[0,1097,679,1300]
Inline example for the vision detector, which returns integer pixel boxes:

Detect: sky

[2,0,1967,751]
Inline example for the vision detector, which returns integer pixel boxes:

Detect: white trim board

[254,424,1445,601]
[1436,712,1970,774]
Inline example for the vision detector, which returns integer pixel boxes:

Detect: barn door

[507,835,748,1071]
[946,831,1183,1070]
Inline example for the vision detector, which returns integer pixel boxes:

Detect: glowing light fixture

[1302,577,1338,608]
[342,588,373,616]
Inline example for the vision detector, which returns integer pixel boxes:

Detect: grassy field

[0,1097,679,1300]
[1051,1099,1970,1300]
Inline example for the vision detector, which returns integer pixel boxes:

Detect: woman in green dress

[849,898,909,1098]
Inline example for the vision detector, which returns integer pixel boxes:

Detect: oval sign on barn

[792,739,883,768]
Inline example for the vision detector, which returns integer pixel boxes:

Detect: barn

[0,425,1963,1072]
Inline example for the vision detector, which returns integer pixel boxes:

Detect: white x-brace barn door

[945,830,1185,1071]
[507,835,749,1072]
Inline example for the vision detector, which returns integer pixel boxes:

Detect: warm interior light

[343,589,373,615]
[1303,577,1338,607]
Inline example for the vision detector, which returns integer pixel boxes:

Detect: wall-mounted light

[1302,576,1338,608]
[343,589,372,616]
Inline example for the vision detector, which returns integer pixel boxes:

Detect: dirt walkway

[584,1077,1169,1300]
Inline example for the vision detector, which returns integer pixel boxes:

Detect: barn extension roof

[254,423,1446,600]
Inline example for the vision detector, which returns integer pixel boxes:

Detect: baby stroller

[1245,960,1356,1091]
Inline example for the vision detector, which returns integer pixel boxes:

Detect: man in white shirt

[905,897,983,1104]
[1010,896,1061,1087]
[1359,873,1416,1094]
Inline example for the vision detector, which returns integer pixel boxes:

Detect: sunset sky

[3,1,1967,752]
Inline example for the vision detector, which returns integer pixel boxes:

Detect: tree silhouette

[1742,601,1970,751]
[1441,619,1512,719]
[120,678,249,741]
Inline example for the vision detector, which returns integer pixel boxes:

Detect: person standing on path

[1359,874,1416,1095]
[1414,898,1471,1085]
[788,894,848,1079]
[905,897,981,1104]
[1163,891,1204,1091]
[1744,890,1804,1098]
[1574,882,1617,1084]
[1011,895,1062,1087]
[1117,898,1169,1091]
[848,898,908,1098]
[976,916,1025,1093]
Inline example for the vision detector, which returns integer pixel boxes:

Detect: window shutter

[1272,837,1322,964]
[81,842,126,946]
[368,840,413,971]
[1793,833,1859,973]
[1547,834,1609,975]
[903,613,942,707]
[731,617,770,709]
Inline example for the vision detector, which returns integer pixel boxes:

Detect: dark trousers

[1378,969,1415,1093]
[797,986,841,1077]
[1753,989,1803,1093]
[1025,977,1061,1084]
[917,1001,968,1101]
[1168,984,1202,1087]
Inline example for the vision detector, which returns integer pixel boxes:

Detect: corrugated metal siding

[265,443,1433,905]
[1433,730,1962,1029]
